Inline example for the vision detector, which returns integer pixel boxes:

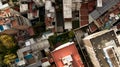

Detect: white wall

[64,21,72,30]
[20,4,28,12]
[63,0,72,18]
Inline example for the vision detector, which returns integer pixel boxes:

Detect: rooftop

[83,30,113,39]
[53,42,74,51]
[0,3,9,10]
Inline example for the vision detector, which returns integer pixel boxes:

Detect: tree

[0,35,15,49]
[0,35,19,67]
[68,31,75,38]
[0,41,7,54]
[3,54,16,67]
[0,54,6,66]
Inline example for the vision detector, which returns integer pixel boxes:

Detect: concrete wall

[83,39,101,67]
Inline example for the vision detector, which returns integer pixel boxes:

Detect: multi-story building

[83,30,120,67]
[63,0,72,31]
[78,0,120,34]
[0,2,35,49]
[16,38,50,66]
[45,0,56,32]
[55,0,64,32]
[51,42,84,67]
[0,2,32,32]
[88,0,120,32]
[20,0,39,20]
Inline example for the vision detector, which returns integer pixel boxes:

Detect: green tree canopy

[0,35,15,49]
[0,34,19,66]
[3,53,16,66]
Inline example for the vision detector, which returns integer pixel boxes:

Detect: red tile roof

[51,43,84,67]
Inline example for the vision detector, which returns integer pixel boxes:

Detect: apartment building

[83,30,120,67]
[0,2,33,34]
[20,0,39,20]
[63,0,72,31]
[89,0,120,31]
[45,0,56,32]
[16,38,50,66]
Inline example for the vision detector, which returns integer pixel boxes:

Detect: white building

[63,0,72,30]
[20,0,39,20]
[63,0,72,18]
[20,4,28,13]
